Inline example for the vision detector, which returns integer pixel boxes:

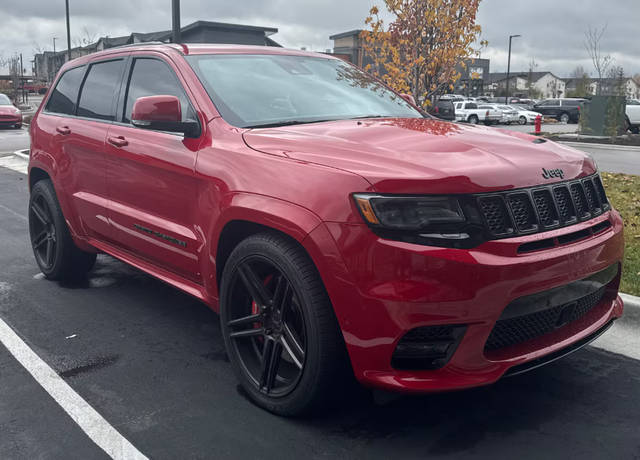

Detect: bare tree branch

[584,24,613,95]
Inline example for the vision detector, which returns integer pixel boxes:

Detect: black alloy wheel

[226,256,306,397]
[29,193,57,270]
[28,179,96,280]
[220,233,349,415]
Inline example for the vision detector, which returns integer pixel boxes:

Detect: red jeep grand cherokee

[28,44,624,415]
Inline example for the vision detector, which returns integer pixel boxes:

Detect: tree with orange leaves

[361,0,486,105]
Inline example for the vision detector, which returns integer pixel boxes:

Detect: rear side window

[123,58,194,124]
[77,59,126,121]
[563,100,581,106]
[465,103,478,109]
[45,66,85,115]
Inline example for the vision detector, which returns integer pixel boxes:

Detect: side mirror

[399,93,417,106]
[131,95,199,137]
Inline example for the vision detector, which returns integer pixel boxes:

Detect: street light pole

[65,0,72,61]
[505,34,521,104]
[172,0,181,43]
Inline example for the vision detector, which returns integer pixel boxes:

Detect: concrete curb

[13,149,29,161]
[621,293,640,310]
[559,141,640,152]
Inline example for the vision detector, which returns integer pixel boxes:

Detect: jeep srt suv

[28,44,624,415]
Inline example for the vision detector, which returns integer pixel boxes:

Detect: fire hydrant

[534,114,542,135]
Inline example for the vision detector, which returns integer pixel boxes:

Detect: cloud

[1,0,638,77]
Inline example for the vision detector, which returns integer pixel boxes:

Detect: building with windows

[486,72,566,99]
[34,21,280,83]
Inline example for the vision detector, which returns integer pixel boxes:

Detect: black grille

[508,193,537,232]
[478,196,513,235]
[485,286,607,351]
[532,189,559,227]
[478,174,609,238]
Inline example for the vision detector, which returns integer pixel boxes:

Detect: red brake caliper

[251,274,273,318]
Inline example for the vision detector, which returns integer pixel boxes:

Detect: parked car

[428,98,456,121]
[533,98,585,123]
[0,93,22,129]
[625,99,640,134]
[478,104,519,124]
[506,105,542,125]
[29,44,624,416]
[454,101,502,124]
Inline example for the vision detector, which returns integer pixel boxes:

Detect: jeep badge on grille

[542,168,565,179]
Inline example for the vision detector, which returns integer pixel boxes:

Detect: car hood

[242,118,596,194]
[0,105,20,115]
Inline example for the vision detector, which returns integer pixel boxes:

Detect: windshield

[186,54,423,128]
[0,94,11,105]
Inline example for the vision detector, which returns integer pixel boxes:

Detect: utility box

[579,96,626,136]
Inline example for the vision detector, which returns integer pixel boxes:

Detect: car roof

[59,43,338,70]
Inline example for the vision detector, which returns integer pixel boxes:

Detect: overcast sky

[1,0,638,77]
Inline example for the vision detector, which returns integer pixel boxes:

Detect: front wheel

[468,115,479,124]
[220,233,348,416]
[28,179,96,280]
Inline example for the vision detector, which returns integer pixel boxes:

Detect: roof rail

[113,41,169,49]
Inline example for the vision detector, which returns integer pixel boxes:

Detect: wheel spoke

[32,230,48,249]
[273,276,292,320]
[238,263,270,307]
[45,238,54,266]
[229,327,264,339]
[227,313,262,328]
[259,338,282,392]
[281,322,304,369]
[31,202,49,225]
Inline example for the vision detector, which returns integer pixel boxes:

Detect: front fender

[202,192,323,305]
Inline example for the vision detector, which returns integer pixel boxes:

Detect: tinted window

[563,99,581,106]
[0,94,11,105]
[124,58,194,124]
[186,54,421,128]
[465,103,478,109]
[45,66,85,115]
[77,60,125,121]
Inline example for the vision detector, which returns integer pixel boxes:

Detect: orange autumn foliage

[361,0,486,106]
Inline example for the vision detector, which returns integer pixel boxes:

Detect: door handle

[56,126,71,135]
[107,135,128,148]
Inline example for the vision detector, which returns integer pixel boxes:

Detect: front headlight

[353,194,466,230]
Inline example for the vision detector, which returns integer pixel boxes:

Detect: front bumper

[0,115,21,126]
[305,210,624,393]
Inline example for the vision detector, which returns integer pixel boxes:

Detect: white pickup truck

[454,101,502,125]
[626,99,640,134]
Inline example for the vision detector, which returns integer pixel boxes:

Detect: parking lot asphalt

[1,154,640,459]
[0,127,30,155]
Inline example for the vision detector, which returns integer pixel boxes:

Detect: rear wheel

[14,123,22,129]
[519,116,527,125]
[559,112,570,123]
[28,180,96,280]
[220,233,348,416]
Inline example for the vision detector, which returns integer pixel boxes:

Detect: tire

[14,124,22,130]
[28,179,96,280]
[468,115,479,124]
[519,116,527,125]
[219,233,348,416]
[559,112,570,123]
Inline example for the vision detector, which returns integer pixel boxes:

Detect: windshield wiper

[348,115,388,120]
[245,119,335,129]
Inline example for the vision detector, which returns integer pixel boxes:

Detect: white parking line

[0,317,148,459]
